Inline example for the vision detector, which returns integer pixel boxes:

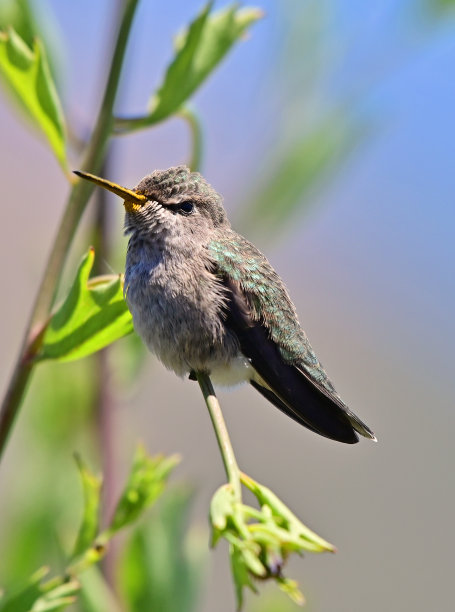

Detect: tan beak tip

[73,169,147,206]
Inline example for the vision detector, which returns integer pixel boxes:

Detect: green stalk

[33,0,139,325]
[0,0,140,461]
[113,113,156,134]
[178,106,203,172]
[196,372,241,500]
[114,107,203,172]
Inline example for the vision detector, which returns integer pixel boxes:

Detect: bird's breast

[124,240,239,375]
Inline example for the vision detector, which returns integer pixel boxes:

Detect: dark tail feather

[224,275,375,444]
[250,380,324,437]
[250,370,359,444]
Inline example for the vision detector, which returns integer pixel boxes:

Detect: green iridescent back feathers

[208,233,341,400]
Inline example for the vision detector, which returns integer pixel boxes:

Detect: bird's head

[74,166,230,241]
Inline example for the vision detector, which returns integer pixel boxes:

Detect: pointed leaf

[116,3,262,132]
[0,27,66,168]
[0,568,48,612]
[238,545,266,578]
[0,0,37,51]
[106,446,179,535]
[0,0,62,81]
[149,2,262,123]
[0,569,79,612]
[229,545,257,611]
[31,579,79,611]
[210,484,236,531]
[276,577,305,607]
[242,474,335,552]
[39,248,134,362]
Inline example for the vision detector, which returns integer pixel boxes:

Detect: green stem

[91,152,117,586]
[196,372,241,500]
[178,106,203,172]
[114,107,203,172]
[0,0,140,462]
[113,113,157,134]
[34,0,139,325]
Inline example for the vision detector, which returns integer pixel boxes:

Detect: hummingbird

[75,166,375,444]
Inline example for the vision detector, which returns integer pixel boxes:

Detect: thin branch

[196,372,241,500]
[114,106,203,172]
[33,0,139,325]
[91,150,118,587]
[113,113,157,135]
[0,0,140,462]
[178,106,203,172]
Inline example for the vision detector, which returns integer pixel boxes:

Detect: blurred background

[0,0,454,611]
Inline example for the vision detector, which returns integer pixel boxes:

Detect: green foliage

[104,446,180,536]
[39,249,133,363]
[0,0,37,51]
[119,486,207,612]
[0,446,179,612]
[0,0,61,80]
[115,2,262,132]
[210,474,335,609]
[149,2,262,123]
[0,27,66,168]
[0,568,79,612]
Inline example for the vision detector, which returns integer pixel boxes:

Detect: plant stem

[0,0,140,462]
[196,372,241,500]
[91,151,118,587]
[178,106,203,172]
[33,0,139,326]
[114,106,203,172]
[113,113,157,134]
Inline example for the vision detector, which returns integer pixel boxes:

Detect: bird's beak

[74,170,147,212]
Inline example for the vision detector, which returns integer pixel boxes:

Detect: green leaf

[30,580,80,612]
[210,484,236,531]
[106,445,179,535]
[0,568,79,612]
[72,455,102,559]
[276,577,305,607]
[119,486,208,612]
[39,248,134,362]
[0,567,47,612]
[0,0,62,81]
[229,545,257,611]
[0,0,37,51]
[241,473,335,552]
[115,3,262,132]
[0,27,66,168]
[149,1,262,122]
[210,471,336,606]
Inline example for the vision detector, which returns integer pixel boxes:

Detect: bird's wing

[209,232,375,444]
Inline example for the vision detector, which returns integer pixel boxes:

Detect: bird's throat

[123,199,143,214]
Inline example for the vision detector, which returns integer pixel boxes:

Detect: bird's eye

[178,201,194,215]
